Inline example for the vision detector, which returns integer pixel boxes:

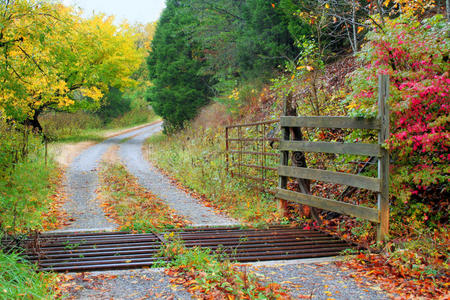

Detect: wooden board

[281,116,381,130]
[279,140,381,157]
[278,166,381,192]
[276,188,379,223]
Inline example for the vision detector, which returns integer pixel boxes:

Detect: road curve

[55,122,237,233]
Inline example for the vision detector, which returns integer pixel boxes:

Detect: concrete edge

[65,257,349,276]
[44,227,117,234]
[239,256,344,267]
[67,267,167,276]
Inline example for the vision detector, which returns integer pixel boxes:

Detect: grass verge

[98,162,189,232]
[0,251,57,299]
[145,127,280,225]
[41,109,160,143]
[156,234,291,299]
[0,151,63,234]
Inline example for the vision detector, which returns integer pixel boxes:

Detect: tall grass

[39,111,103,141]
[106,107,158,129]
[0,251,57,299]
[0,120,57,234]
[146,126,280,225]
[40,107,158,143]
[0,155,56,234]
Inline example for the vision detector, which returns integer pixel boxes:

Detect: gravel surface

[119,123,238,226]
[246,260,387,299]
[58,127,156,231]
[65,269,192,300]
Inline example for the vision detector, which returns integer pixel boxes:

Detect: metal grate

[25,232,163,272]
[23,227,354,272]
[174,226,352,262]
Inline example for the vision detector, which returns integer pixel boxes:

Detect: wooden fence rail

[277,75,390,241]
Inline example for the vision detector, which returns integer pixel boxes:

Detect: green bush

[107,107,157,129]
[95,87,132,123]
[346,15,449,229]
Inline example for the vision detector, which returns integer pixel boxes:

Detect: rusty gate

[225,120,280,194]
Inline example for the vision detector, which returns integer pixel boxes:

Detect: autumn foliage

[347,14,449,227]
[98,162,188,232]
[0,0,143,126]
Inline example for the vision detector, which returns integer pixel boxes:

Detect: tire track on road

[118,123,239,227]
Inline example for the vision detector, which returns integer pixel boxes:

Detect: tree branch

[16,45,47,76]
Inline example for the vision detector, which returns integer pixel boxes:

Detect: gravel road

[118,123,238,227]
[57,122,236,232]
[64,269,192,300]
[59,128,153,232]
[246,260,387,299]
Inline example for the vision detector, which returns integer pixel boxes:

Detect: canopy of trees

[0,0,144,130]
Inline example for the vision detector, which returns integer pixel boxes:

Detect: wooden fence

[277,75,390,241]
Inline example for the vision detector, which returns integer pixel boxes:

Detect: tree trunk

[447,0,449,22]
[24,108,43,134]
[352,0,358,54]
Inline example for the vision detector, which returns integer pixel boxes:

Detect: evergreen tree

[147,0,210,132]
[237,0,296,79]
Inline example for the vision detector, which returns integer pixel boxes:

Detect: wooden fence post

[225,127,229,175]
[44,137,48,167]
[278,95,290,216]
[377,74,390,241]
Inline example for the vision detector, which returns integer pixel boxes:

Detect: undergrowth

[0,126,59,234]
[146,126,281,225]
[156,234,290,299]
[0,251,57,299]
[40,108,159,143]
[98,162,188,232]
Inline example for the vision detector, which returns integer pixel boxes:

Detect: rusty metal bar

[262,124,266,191]
[225,126,229,174]
[228,138,280,142]
[238,126,242,177]
[235,163,277,171]
[226,119,279,129]
[224,119,281,196]
[231,172,277,184]
[228,150,280,157]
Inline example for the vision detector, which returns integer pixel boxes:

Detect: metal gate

[225,120,280,194]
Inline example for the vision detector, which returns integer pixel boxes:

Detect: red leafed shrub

[346,14,449,229]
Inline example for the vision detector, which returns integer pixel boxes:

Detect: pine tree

[147,0,210,132]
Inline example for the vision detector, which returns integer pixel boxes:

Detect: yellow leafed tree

[0,0,143,130]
